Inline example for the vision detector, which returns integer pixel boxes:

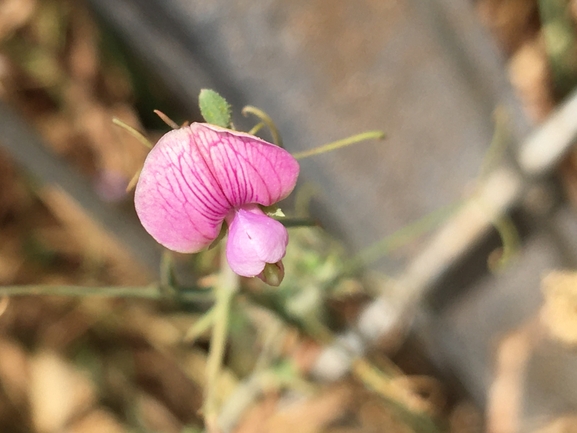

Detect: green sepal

[198,89,232,128]
[275,217,319,228]
[207,224,228,250]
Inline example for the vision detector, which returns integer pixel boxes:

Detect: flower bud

[258,261,285,287]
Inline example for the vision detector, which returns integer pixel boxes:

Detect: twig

[352,358,442,433]
[518,87,577,176]
[153,109,181,129]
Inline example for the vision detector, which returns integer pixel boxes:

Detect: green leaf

[198,89,232,128]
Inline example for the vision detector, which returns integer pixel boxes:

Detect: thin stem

[339,201,462,278]
[112,118,153,149]
[292,130,385,160]
[352,358,441,433]
[203,248,239,432]
[183,306,216,343]
[242,106,283,147]
[247,122,265,136]
[475,108,520,271]
[153,110,181,130]
[0,284,213,303]
[160,249,176,289]
[488,214,520,272]
[478,107,510,179]
[275,216,319,228]
[125,168,141,192]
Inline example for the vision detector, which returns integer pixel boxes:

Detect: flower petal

[135,123,299,255]
[192,123,299,207]
[226,205,288,277]
[134,126,231,253]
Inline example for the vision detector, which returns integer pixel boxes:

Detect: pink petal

[135,126,231,253]
[226,205,288,277]
[135,123,299,254]
[194,124,299,207]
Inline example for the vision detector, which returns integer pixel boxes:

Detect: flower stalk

[242,105,283,147]
[291,130,385,160]
[204,247,239,433]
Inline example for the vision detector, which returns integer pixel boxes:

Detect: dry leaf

[65,409,126,433]
[532,415,577,433]
[0,337,30,406]
[30,350,96,433]
[236,385,351,433]
[541,271,577,346]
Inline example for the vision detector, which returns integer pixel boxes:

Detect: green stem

[125,168,142,192]
[183,306,216,343]
[292,130,385,160]
[0,284,213,302]
[247,122,265,136]
[478,107,510,179]
[487,214,520,273]
[275,216,319,228]
[242,106,283,147]
[203,249,239,432]
[340,201,462,278]
[112,118,153,149]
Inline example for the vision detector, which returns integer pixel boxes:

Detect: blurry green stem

[340,201,462,278]
[476,108,519,271]
[160,249,177,290]
[247,122,265,136]
[538,0,577,98]
[242,106,283,147]
[126,168,142,192]
[275,216,318,228]
[204,248,239,432]
[292,130,385,160]
[478,107,510,179]
[184,306,216,343]
[489,215,520,272]
[112,117,153,149]
[0,284,208,302]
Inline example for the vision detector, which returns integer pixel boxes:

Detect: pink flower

[134,123,299,281]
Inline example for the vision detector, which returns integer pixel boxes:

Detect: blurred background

[1,0,577,432]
